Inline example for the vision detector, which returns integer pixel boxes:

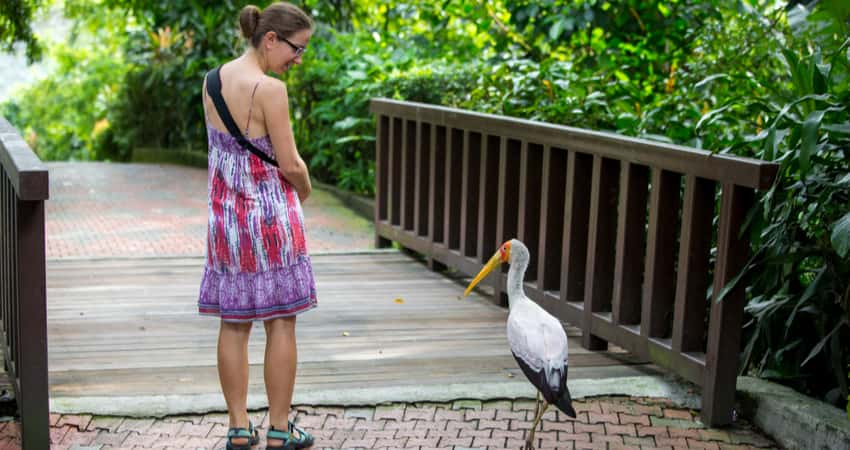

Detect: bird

[464,239,576,450]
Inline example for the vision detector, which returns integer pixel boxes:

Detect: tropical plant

[1,11,129,160]
[0,0,43,62]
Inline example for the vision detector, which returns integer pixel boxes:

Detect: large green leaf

[831,212,850,258]
[799,109,826,175]
[802,319,848,367]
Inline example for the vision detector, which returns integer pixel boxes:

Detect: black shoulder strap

[205,66,279,167]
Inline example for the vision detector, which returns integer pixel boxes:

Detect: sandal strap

[267,428,293,441]
[288,420,308,435]
[248,421,259,444]
[288,420,314,445]
[227,427,253,439]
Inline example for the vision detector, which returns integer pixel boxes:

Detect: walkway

[7,163,781,449]
[45,162,374,258]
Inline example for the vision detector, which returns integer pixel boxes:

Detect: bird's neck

[506,256,529,310]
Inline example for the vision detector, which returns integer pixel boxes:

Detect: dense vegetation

[1,0,848,413]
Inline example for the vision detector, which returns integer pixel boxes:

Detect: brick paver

[46,162,374,259]
[0,396,782,449]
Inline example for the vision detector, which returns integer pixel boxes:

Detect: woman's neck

[244,47,269,74]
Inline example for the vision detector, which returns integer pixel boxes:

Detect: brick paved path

[2,397,779,449]
[46,162,374,258]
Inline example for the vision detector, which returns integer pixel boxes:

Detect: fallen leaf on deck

[342,331,350,337]
[394,298,404,304]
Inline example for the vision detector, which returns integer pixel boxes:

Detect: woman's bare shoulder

[258,76,288,105]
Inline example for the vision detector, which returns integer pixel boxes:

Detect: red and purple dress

[197,124,317,322]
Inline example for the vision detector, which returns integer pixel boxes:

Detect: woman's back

[204,60,269,140]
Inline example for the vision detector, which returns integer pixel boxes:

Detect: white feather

[507,295,568,391]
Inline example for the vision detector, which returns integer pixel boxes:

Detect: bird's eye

[500,242,511,260]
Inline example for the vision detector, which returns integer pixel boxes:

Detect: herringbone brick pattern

[6,396,780,449]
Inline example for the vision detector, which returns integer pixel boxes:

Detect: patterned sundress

[197,121,317,322]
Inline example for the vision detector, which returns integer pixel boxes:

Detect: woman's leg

[218,320,253,446]
[263,316,298,445]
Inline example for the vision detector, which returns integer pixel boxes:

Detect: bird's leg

[524,394,540,450]
[532,391,540,427]
[524,398,549,450]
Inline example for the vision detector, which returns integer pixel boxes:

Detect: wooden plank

[703,184,753,426]
[612,163,649,326]
[582,156,619,350]
[537,147,567,292]
[415,122,431,237]
[459,131,481,259]
[560,152,592,305]
[376,115,389,223]
[477,135,501,264]
[445,129,463,250]
[641,169,681,338]
[518,143,542,282]
[400,119,409,230]
[672,176,715,353]
[47,252,649,411]
[464,132,481,258]
[494,139,522,306]
[403,120,416,231]
[17,198,49,450]
[426,125,447,272]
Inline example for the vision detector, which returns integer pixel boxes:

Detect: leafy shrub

[285,26,479,194]
[1,35,128,160]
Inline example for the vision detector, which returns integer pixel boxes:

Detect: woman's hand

[297,176,312,203]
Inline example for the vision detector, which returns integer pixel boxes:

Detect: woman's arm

[262,78,312,201]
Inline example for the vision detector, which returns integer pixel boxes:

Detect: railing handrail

[371,98,777,190]
[0,119,48,201]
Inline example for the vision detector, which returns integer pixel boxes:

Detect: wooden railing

[370,99,779,427]
[0,118,49,449]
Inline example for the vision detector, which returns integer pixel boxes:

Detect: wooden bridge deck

[46,251,655,416]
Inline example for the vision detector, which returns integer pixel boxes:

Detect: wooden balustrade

[370,98,778,427]
[0,118,49,449]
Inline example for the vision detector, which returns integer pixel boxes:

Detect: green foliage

[727,2,849,407]
[1,29,128,160]
[285,25,479,193]
[0,0,43,62]
[104,2,243,157]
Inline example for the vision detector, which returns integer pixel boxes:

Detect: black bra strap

[205,66,279,167]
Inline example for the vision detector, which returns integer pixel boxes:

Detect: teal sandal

[265,426,295,450]
[288,420,314,449]
[225,421,260,450]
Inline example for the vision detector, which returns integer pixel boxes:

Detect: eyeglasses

[277,35,306,57]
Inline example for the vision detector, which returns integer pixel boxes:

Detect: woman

[197,3,316,450]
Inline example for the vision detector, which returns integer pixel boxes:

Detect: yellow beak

[463,252,503,297]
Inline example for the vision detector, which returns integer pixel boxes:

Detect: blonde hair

[239,2,313,48]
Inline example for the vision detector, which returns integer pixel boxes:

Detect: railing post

[673,176,715,353]
[612,162,649,326]
[374,115,392,248]
[1,118,50,450]
[16,198,49,450]
[703,183,754,426]
[582,156,619,350]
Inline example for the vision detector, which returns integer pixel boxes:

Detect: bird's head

[463,239,526,297]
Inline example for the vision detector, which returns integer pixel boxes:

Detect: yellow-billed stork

[464,239,576,450]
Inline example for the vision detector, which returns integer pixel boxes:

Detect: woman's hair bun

[239,5,261,40]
